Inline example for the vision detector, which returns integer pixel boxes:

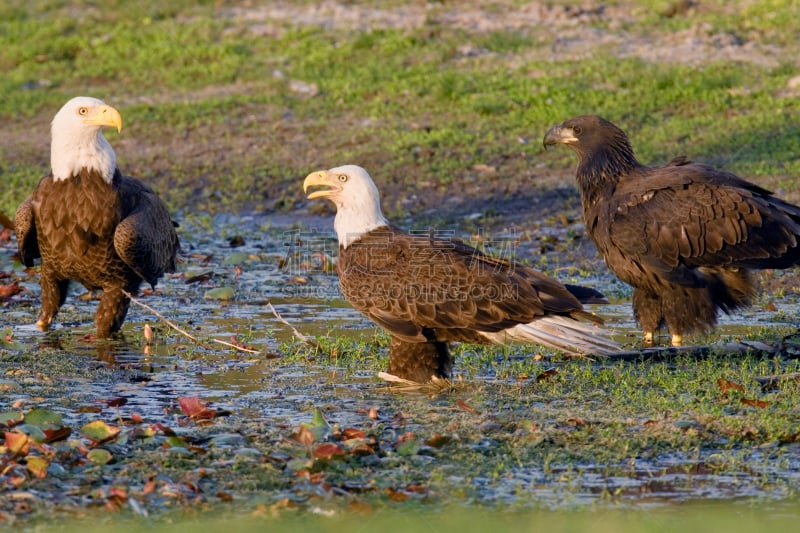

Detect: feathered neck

[576,133,639,192]
[334,200,390,249]
[51,123,116,184]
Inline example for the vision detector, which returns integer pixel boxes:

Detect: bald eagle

[303,165,619,383]
[543,114,800,346]
[14,96,180,337]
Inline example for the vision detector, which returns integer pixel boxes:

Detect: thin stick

[211,338,260,354]
[123,290,261,354]
[266,301,320,349]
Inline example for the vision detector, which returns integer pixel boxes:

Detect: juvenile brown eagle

[544,114,800,346]
[303,164,619,383]
[15,96,180,337]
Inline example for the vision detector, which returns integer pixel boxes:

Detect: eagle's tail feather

[480,315,621,356]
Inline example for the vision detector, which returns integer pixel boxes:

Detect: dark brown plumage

[15,97,179,337]
[544,114,800,345]
[304,165,619,383]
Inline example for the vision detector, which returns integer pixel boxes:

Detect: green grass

[25,503,800,533]
[1,0,798,217]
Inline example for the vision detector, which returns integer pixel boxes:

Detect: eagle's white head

[303,164,390,248]
[50,96,123,184]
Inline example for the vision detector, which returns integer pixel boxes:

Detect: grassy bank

[1,0,798,218]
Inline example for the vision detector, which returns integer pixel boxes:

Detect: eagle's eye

[338,174,348,183]
[572,126,582,135]
[78,107,89,116]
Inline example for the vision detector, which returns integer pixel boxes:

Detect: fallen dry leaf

[717,378,745,395]
[740,398,770,409]
[178,397,218,420]
[536,368,559,382]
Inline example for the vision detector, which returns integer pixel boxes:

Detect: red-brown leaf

[178,397,218,420]
[0,281,23,298]
[424,434,452,448]
[384,488,410,502]
[456,399,476,413]
[105,397,128,408]
[342,427,366,440]
[313,442,345,460]
[292,426,316,448]
[740,398,769,409]
[717,378,745,395]
[42,426,72,443]
[5,431,30,455]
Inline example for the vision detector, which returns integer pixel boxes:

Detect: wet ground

[2,214,800,522]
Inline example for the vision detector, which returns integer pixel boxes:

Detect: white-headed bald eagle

[14,96,180,337]
[303,164,619,382]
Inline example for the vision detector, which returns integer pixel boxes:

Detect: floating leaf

[342,427,366,440]
[26,456,49,478]
[291,425,316,448]
[313,442,345,460]
[81,420,121,444]
[203,286,235,300]
[105,397,128,408]
[15,424,46,443]
[301,407,331,441]
[87,448,114,465]
[24,407,62,429]
[4,431,30,455]
[223,252,249,265]
[341,438,374,456]
[164,435,190,449]
[0,411,23,428]
[396,433,420,456]
[178,397,218,420]
[42,426,72,443]
[424,434,452,448]
[0,280,23,298]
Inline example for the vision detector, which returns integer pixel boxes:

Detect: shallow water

[2,216,800,515]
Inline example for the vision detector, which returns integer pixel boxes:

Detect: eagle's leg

[37,270,70,331]
[388,337,452,383]
[633,289,664,346]
[95,285,134,337]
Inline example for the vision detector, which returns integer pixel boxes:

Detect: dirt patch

[221,0,792,67]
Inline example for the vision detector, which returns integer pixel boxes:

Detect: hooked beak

[84,104,123,133]
[303,170,341,200]
[543,124,576,150]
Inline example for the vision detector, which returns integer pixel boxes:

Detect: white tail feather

[480,315,620,355]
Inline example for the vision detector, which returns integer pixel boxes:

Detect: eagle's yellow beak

[303,170,342,200]
[542,124,576,149]
[84,104,123,133]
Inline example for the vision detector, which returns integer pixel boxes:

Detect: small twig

[124,290,203,343]
[377,372,454,393]
[266,301,320,349]
[211,338,260,354]
[123,290,261,354]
